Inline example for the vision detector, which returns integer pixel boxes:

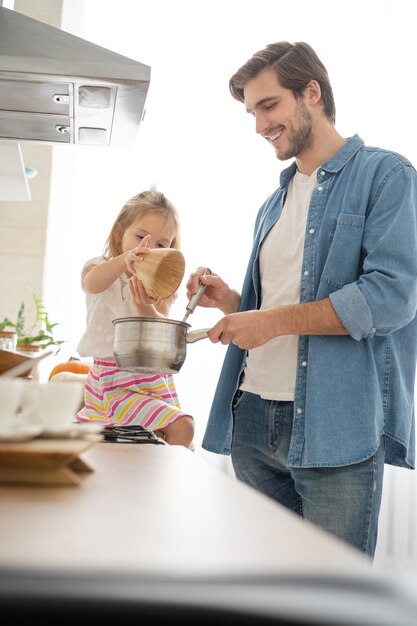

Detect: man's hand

[186,267,240,314]
[208,310,275,349]
[207,299,348,348]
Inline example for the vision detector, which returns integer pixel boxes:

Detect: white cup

[20,380,84,431]
[0,378,23,426]
[42,380,84,430]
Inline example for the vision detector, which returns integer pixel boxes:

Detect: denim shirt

[202,135,417,469]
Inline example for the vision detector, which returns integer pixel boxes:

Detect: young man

[187,41,417,557]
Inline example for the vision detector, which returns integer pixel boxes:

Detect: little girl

[76,190,194,448]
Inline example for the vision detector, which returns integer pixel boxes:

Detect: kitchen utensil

[113,317,209,374]
[113,268,211,374]
[181,267,211,324]
[132,247,185,299]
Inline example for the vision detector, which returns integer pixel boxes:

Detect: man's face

[244,67,313,161]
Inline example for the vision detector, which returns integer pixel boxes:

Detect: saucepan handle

[186,328,210,344]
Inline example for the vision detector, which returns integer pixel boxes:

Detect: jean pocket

[270,401,291,455]
[232,390,245,413]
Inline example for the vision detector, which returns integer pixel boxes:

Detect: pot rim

[112,316,191,329]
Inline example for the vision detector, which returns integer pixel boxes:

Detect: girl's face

[120,212,176,253]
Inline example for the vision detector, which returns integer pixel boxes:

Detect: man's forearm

[268,298,348,336]
[220,288,241,315]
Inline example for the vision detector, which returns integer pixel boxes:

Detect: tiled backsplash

[0,143,52,322]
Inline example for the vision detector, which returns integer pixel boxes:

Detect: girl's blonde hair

[104,190,181,259]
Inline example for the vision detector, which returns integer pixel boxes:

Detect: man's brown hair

[229,41,336,123]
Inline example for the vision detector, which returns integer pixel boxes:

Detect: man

[187,41,417,557]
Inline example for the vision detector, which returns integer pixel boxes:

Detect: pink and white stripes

[76,357,188,431]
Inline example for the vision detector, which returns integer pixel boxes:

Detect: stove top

[103,425,165,445]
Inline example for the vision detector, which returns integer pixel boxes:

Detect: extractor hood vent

[0,7,151,148]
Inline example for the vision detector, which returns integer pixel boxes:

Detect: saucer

[41,422,104,439]
[0,423,43,442]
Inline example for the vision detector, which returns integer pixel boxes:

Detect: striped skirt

[76,357,190,431]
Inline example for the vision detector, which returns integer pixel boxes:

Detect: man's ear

[305,80,322,106]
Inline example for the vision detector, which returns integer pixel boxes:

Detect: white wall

[44,0,417,450]
[0,0,62,342]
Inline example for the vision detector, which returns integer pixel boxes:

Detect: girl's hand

[129,276,168,318]
[125,235,151,275]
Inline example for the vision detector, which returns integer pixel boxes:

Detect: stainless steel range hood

[0,7,150,148]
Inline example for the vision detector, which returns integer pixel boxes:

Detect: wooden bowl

[133,248,185,299]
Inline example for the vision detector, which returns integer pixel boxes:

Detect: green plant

[0,293,65,354]
[0,317,16,333]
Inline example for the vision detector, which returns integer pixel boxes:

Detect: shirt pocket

[320,213,365,290]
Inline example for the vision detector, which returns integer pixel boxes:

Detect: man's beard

[276,100,313,161]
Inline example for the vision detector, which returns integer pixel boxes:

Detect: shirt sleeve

[80,256,105,292]
[330,161,417,341]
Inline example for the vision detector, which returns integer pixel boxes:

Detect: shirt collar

[279,134,364,188]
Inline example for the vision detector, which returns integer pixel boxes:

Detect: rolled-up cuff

[329,283,375,341]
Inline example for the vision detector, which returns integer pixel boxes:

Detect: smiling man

[187,41,417,557]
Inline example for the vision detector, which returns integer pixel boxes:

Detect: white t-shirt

[240,168,318,400]
[77,257,137,358]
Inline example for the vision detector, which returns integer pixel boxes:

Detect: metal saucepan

[112,269,210,374]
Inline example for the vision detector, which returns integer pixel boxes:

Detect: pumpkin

[48,357,91,381]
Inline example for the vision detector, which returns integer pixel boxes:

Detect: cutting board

[0,348,33,377]
[0,439,95,486]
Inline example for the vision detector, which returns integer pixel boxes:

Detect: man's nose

[255,113,269,135]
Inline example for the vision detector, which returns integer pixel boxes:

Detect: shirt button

[309,228,315,234]
[302,361,307,367]
[320,170,325,176]
[304,270,309,276]
[296,408,302,414]
[318,186,323,192]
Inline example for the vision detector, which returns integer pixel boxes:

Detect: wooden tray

[0,439,95,486]
[0,348,34,377]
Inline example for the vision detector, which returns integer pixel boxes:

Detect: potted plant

[0,293,65,355]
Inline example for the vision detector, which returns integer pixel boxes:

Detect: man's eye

[265,103,276,111]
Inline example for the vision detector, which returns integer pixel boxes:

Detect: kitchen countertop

[1,442,417,625]
[0,440,369,577]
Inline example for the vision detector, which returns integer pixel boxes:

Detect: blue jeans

[231,391,385,557]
